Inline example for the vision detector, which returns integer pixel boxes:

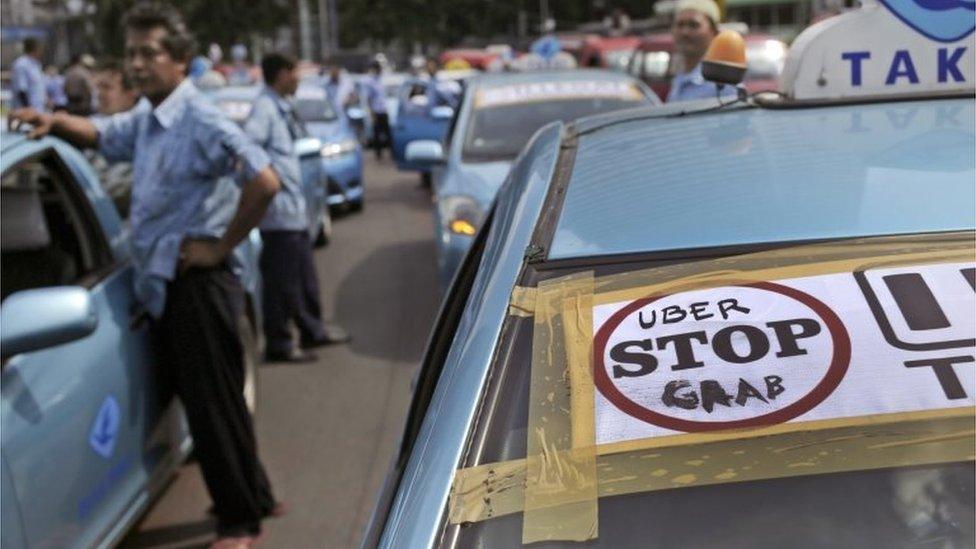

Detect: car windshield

[449,241,976,548]
[462,83,648,162]
[294,98,338,122]
[642,51,671,79]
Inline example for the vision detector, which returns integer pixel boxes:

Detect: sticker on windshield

[593,262,976,445]
[474,81,645,108]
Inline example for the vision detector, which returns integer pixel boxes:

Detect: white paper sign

[593,262,976,445]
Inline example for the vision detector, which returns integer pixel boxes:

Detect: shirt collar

[676,63,705,85]
[152,78,197,129]
[263,86,292,112]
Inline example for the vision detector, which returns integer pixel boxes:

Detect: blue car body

[363,89,975,547]
[428,69,658,284]
[0,132,264,548]
[391,77,455,172]
[210,85,336,239]
[295,81,365,211]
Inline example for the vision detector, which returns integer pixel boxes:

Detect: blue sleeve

[93,110,139,162]
[243,97,272,147]
[195,103,270,181]
[11,62,27,94]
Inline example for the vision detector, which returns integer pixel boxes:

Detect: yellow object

[704,30,747,68]
[444,58,472,71]
[449,219,477,236]
[522,273,598,543]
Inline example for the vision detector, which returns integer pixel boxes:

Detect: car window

[294,97,338,122]
[442,86,466,152]
[1,151,113,301]
[447,245,975,548]
[462,83,649,162]
[84,150,133,219]
[642,51,671,80]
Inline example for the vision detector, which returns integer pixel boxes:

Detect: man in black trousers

[11,4,281,547]
[244,53,350,363]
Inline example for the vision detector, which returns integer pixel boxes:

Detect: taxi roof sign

[781,0,975,101]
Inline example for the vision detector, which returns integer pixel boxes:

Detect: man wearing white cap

[668,0,737,102]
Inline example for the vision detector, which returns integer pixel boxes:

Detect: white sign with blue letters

[781,0,974,100]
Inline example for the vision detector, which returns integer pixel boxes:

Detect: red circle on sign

[592,281,851,433]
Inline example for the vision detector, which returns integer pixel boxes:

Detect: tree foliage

[88,0,289,57]
[82,0,656,57]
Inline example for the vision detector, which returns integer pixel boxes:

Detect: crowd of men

[9,3,349,548]
[4,0,742,545]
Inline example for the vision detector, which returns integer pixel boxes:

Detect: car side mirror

[430,105,455,120]
[405,140,445,166]
[346,106,366,121]
[1,287,98,359]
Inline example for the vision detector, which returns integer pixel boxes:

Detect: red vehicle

[439,49,500,71]
[579,35,641,70]
[627,33,788,101]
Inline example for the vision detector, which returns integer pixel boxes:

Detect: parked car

[405,69,658,284]
[364,8,975,547]
[0,132,263,548]
[210,85,335,245]
[295,83,366,213]
[391,69,476,178]
[627,32,788,100]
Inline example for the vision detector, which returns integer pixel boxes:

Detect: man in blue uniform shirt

[365,61,391,160]
[667,0,738,102]
[11,4,279,547]
[245,53,349,363]
[11,38,47,110]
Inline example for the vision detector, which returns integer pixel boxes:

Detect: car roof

[548,97,975,260]
[469,68,641,88]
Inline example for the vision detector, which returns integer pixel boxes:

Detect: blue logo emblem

[89,395,120,459]
[879,0,975,42]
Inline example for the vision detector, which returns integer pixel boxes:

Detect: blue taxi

[295,82,365,213]
[0,132,264,548]
[364,6,975,548]
[405,69,658,284]
[391,70,475,177]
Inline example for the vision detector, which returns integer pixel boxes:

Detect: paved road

[121,157,441,548]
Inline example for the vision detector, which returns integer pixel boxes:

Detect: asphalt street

[120,155,441,548]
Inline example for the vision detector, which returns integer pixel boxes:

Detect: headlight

[320,138,358,159]
[439,195,484,236]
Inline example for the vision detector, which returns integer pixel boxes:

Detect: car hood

[440,159,513,208]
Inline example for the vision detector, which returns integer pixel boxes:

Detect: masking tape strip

[592,231,972,306]
[449,407,975,524]
[508,286,538,317]
[522,272,597,544]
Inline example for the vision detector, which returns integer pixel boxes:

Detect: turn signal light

[702,30,748,85]
[449,219,477,236]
